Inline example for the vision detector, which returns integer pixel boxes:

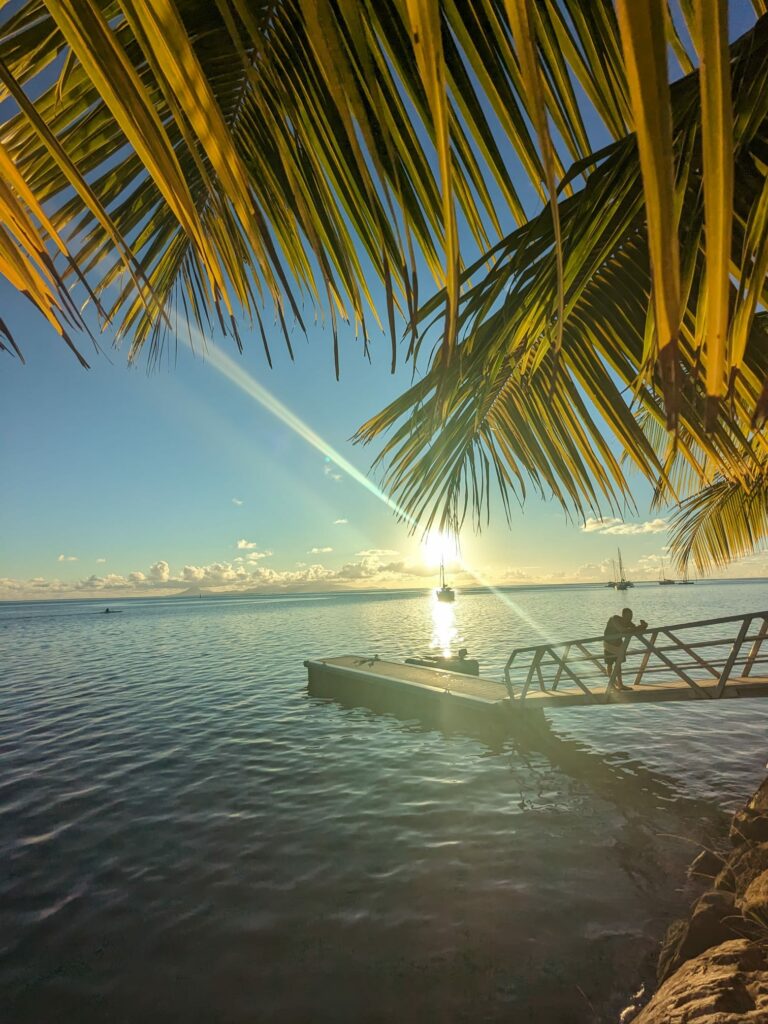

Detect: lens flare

[196,335,551,643]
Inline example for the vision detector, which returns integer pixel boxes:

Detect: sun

[420,530,460,568]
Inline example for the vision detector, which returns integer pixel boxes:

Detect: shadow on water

[306,687,728,834]
[307,687,733,1021]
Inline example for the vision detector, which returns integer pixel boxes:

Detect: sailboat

[679,566,694,585]
[606,558,618,587]
[436,557,455,603]
[615,548,632,590]
[658,557,676,585]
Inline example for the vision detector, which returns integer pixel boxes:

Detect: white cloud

[57,554,78,562]
[309,546,333,554]
[245,549,270,562]
[237,538,259,550]
[149,560,170,582]
[96,558,106,564]
[581,517,668,536]
[232,498,243,506]
[333,518,348,525]
[324,465,342,482]
[581,517,623,533]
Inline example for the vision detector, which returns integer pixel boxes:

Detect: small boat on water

[436,558,455,603]
[679,567,694,585]
[610,548,634,589]
[658,558,676,585]
[405,648,479,677]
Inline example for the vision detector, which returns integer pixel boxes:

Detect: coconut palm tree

[1,1,766,569]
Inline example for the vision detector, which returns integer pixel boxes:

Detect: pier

[305,611,768,723]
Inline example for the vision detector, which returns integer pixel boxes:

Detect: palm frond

[2,0,755,413]
[668,466,768,573]
[359,22,768,540]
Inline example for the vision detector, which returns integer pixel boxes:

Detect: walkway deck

[306,611,768,725]
[516,675,768,707]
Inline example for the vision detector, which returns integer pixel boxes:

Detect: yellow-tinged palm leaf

[695,0,733,416]
[403,0,459,365]
[504,0,564,358]
[668,467,768,573]
[615,0,681,423]
[43,0,226,305]
[730,173,768,378]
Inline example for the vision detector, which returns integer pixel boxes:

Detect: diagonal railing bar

[632,627,658,686]
[714,615,753,697]
[631,632,712,698]
[552,643,571,690]
[743,616,768,677]
[551,655,601,702]
[661,628,721,678]
[519,647,545,700]
[535,657,547,692]
[575,641,610,676]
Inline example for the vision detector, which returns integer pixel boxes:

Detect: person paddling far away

[603,608,647,691]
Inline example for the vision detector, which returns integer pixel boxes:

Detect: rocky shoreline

[621,777,768,1022]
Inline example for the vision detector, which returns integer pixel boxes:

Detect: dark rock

[689,849,726,881]
[635,939,768,1023]
[657,890,738,984]
[715,843,768,899]
[729,809,768,846]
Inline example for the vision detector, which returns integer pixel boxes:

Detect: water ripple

[1,582,767,1022]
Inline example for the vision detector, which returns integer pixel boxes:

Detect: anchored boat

[405,648,479,676]
[435,557,455,603]
[614,548,632,590]
[658,558,676,585]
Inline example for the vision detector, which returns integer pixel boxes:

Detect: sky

[2,3,766,601]
[3,272,766,601]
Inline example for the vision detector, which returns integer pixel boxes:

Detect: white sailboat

[436,557,455,603]
[615,548,632,590]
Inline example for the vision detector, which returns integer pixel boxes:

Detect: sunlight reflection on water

[429,593,457,656]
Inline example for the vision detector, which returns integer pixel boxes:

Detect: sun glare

[420,530,460,568]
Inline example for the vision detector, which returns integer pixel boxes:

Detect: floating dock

[305,611,768,727]
[305,655,509,730]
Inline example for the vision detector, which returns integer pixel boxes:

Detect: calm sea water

[1,581,767,1023]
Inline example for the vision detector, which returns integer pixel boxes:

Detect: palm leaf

[359,22,768,552]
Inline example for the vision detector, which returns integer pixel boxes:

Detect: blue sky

[2,3,765,599]
[5,269,764,601]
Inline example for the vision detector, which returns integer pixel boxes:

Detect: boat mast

[617,548,626,583]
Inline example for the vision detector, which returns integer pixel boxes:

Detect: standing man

[603,608,647,691]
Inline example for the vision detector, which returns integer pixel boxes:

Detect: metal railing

[504,610,768,703]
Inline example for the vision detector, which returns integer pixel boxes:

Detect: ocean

[1,580,767,1022]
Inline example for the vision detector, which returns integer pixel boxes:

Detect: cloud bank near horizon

[2,546,767,601]
[0,549,443,600]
